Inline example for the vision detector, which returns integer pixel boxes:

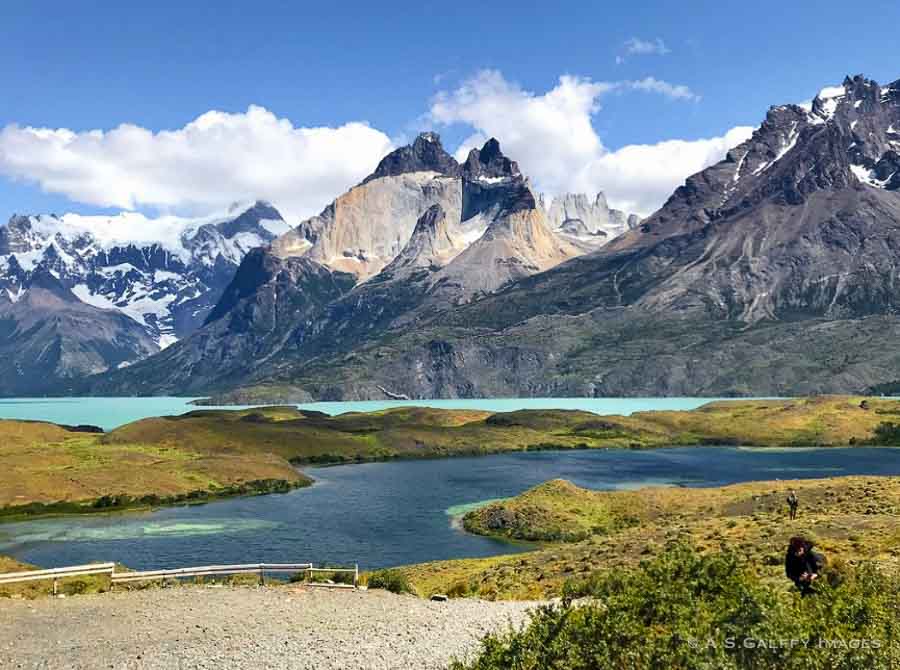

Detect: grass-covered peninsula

[401,474,900,600]
[3,395,900,517]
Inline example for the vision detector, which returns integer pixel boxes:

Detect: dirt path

[0,585,537,669]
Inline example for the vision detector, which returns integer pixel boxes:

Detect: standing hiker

[785,536,825,595]
[787,489,799,520]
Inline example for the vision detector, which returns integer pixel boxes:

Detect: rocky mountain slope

[88,74,900,401]
[0,269,159,394]
[87,135,611,395]
[158,73,900,401]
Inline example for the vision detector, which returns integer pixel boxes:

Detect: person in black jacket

[785,536,825,595]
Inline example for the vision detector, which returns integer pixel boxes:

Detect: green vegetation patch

[463,479,641,543]
[452,543,900,670]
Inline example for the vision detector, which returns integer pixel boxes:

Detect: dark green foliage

[452,543,900,670]
[869,422,900,445]
[367,569,414,594]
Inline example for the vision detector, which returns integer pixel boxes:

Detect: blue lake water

[2,447,899,571]
[0,396,743,431]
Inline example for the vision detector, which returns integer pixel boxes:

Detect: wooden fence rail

[0,561,360,592]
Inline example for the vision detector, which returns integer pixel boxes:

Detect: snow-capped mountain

[0,201,291,348]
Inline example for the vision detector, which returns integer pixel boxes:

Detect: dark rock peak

[462,138,521,181]
[25,267,79,302]
[363,132,460,183]
[217,201,284,239]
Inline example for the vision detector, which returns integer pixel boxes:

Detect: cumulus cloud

[0,106,394,220]
[0,71,753,222]
[624,37,671,56]
[627,77,700,102]
[430,70,753,216]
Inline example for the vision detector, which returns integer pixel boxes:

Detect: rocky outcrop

[363,131,460,183]
[545,192,640,246]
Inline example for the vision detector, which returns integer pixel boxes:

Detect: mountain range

[0,202,290,393]
[10,73,900,400]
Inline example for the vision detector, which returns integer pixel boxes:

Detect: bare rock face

[545,192,640,247]
[275,173,463,279]
[269,133,583,289]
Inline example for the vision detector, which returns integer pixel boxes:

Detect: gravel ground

[0,586,538,669]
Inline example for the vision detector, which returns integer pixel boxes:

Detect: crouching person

[785,536,825,596]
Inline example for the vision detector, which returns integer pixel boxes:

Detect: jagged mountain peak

[363,131,460,183]
[545,191,640,244]
[462,138,521,182]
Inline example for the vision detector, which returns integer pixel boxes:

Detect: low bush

[367,569,414,594]
[452,542,900,669]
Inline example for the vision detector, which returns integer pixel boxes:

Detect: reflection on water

[4,447,900,571]
[0,519,280,546]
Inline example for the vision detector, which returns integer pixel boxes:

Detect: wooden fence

[0,561,360,593]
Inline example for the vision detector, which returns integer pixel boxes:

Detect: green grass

[6,396,900,518]
[401,474,900,600]
[463,479,640,542]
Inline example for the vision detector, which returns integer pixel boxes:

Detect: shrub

[452,542,900,670]
[366,569,413,595]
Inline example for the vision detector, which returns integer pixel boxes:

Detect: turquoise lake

[0,396,741,430]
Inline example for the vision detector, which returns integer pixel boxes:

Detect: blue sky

[2,0,900,221]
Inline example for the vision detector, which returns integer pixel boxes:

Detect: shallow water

[0,396,743,431]
[3,447,899,571]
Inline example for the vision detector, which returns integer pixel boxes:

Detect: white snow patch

[99,263,141,276]
[818,85,846,99]
[476,175,508,185]
[157,334,178,350]
[850,163,892,188]
[153,269,181,283]
[72,284,117,310]
[9,249,46,272]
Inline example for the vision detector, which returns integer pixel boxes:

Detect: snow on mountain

[0,200,291,347]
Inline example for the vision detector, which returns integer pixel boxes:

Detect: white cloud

[430,70,753,216]
[0,106,394,220]
[576,127,755,216]
[624,37,671,56]
[627,77,700,102]
[0,71,754,223]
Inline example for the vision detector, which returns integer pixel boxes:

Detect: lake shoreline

[4,396,900,523]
